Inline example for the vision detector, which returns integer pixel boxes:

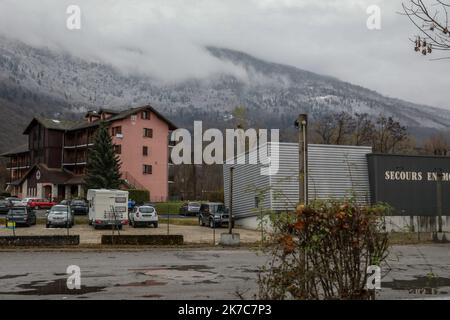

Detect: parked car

[27,198,56,210]
[198,202,232,228]
[0,199,12,214]
[60,199,71,205]
[129,205,158,228]
[6,197,21,207]
[6,206,37,227]
[179,202,201,216]
[46,205,74,228]
[70,199,88,215]
[19,197,39,207]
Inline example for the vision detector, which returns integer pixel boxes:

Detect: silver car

[46,205,74,228]
[6,197,21,207]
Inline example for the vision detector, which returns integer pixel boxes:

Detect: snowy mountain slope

[0,36,449,152]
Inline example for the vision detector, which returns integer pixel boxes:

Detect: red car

[27,198,56,210]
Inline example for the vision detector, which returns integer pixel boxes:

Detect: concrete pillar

[52,184,58,200]
[36,183,43,198]
[65,185,71,199]
[22,180,28,197]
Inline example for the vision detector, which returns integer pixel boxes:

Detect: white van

[86,189,129,229]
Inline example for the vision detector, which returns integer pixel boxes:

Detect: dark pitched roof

[23,117,85,134]
[73,105,177,131]
[84,108,120,118]
[23,104,177,134]
[18,164,75,185]
[64,175,86,185]
[99,108,120,115]
[0,144,29,157]
[107,105,177,130]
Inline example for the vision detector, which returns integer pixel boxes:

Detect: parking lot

[0,210,261,245]
[1,245,450,300]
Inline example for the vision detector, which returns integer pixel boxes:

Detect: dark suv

[0,199,12,214]
[6,206,37,227]
[70,199,88,215]
[198,202,232,228]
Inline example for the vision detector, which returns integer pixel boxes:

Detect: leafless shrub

[258,199,390,300]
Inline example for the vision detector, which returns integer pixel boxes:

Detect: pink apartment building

[1,105,177,202]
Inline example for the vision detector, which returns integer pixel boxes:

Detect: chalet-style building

[1,105,176,202]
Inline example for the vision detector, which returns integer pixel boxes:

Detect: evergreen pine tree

[85,121,123,189]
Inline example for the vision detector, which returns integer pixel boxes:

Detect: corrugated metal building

[223,143,372,229]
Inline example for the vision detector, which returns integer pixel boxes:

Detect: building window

[143,164,152,174]
[111,126,122,136]
[141,111,150,120]
[143,146,148,156]
[143,128,153,138]
[114,144,122,154]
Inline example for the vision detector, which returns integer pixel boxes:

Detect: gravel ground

[0,222,262,245]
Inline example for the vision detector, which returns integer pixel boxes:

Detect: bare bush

[258,200,390,300]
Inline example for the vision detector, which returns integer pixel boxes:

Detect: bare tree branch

[403,0,450,57]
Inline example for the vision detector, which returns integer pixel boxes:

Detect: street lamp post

[295,114,308,205]
[228,167,234,235]
[295,114,309,297]
[437,172,443,233]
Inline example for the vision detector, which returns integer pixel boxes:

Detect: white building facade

[223,143,372,229]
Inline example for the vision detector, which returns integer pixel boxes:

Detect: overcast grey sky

[0,0,449,110]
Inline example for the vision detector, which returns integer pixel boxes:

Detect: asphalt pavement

[0,245,450,300]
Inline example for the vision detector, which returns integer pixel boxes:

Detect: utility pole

[437,172,443,233]
[295,114,308,297]
[295,114,308,205]
[228,167,234,235]
[167,202,170,235]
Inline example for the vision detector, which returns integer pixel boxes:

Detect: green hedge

[101,234,183,245]
[128,189,150,204]
[155,201,184,214]
[0,235,80,246]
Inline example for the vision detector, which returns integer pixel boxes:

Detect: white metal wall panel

[307,144,372,205]
[269,143,372,211]
[268,143,299,212]
[223,149,271,219]
[224,142,372,218]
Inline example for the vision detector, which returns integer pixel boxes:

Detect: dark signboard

[367,154,450,216]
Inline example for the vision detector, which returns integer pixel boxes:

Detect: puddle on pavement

[197,279,219,284]
[142,294,163,298]
[0,274,29,280]
[53,272,112,278]
[129,264,219,285]
[0,278,105,295]
[131,264,215,274]
[116,280,167,287]
[230,276,252,281]
[174,252,208,261]
[383,276,450,295]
